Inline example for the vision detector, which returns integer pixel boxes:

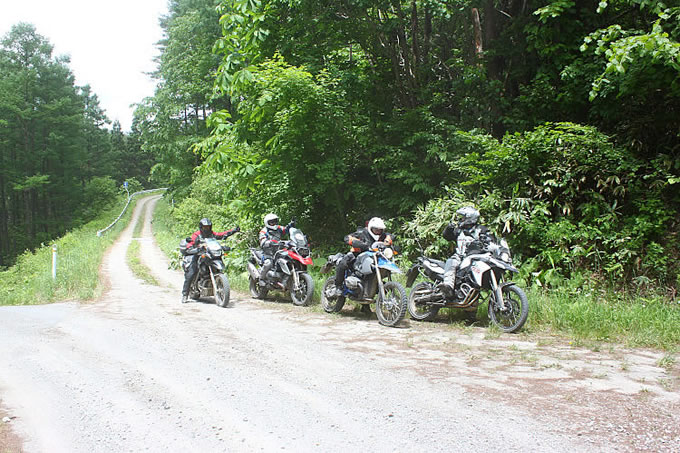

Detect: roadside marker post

[52,245,57,280]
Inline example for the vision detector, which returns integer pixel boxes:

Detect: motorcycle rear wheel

[249,276,269,299]
[215,273,230,308]
[407,281,440,321]
[488,284,529,333]
[290,272,314,306]
[321,277,345,313]
[376,281,407,327]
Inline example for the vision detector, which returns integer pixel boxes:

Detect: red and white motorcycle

[247,227,314,306]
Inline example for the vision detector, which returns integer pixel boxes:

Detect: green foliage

[0,195,135,305]
[139,0,680,298]
[405,122,678,290]
[0,23,145,266]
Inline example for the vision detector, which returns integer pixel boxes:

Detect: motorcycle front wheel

[376,281,407,327]
[249,276,269,299]
[290,272,314,306]
[215,273,230,308]
[321,277,345,313]
[407,281,440,321]
[488,284,529,333]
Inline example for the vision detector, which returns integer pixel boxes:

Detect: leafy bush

[404,122,678,294]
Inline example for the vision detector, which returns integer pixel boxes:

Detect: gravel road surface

[1,196,678,452]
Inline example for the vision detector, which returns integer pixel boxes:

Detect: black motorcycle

[320,242,407,327]
[405,237,529,332]
[180,237,231,307]
[246,227,314,306]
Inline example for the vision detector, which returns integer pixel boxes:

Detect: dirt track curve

[1,195,679,452]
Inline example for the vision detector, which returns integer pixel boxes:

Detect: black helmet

[455,207,480,228]
[199,218,213,237]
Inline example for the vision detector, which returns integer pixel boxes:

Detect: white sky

[0,0,169,132]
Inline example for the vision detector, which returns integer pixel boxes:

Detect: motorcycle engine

[345,276,361,290]
[198,279,212,291]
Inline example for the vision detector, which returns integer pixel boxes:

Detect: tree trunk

[472,8,483,60]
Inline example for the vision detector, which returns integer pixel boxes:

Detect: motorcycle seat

[423,257,446,268]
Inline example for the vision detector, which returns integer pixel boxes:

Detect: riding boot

[439,273,455,298]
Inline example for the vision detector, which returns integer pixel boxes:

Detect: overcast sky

[0,0,169,132]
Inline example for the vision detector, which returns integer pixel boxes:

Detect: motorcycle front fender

[405,264,421,288]
[500,281,517,290]
[211,260,225,272]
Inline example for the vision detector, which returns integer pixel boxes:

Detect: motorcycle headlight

[501,252,511,263]
[383,248,394,260]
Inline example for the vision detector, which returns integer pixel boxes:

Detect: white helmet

[264,213,279,231]
[367,217,386,241]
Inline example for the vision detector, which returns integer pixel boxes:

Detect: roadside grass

[0,195,137,305]
[527,286,680,350]
[126,217,159,286]
[151,197,680,351]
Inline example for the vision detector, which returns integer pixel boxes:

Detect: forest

[3,0,679,296]
[0,24,154,267]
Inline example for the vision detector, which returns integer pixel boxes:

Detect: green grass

[150,197,680,350]
[526,286,680,349]
[126,241,160,287]
[126,210,160,286]
[0,196,138,305]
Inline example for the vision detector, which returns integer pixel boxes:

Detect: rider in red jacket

[182,218,239,302]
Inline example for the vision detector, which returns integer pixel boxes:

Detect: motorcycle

[405,237,529,332]
[180,237,231,307]
[246,227,314,306]
[320,242,407,327]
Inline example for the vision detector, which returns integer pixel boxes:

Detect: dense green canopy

[134,0,678,289]
[0,24,153,266]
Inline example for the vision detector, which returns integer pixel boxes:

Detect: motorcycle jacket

[259,222,294,256]
[442,223,492,258]
[185,227,238,254]
[344,227,394,253]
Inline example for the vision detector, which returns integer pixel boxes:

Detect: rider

[439,206,492,297]
[181,218,239,303]
[258,213,296,285]
[332,217,394,297]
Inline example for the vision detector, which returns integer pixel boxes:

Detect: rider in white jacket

[439,207,492,297]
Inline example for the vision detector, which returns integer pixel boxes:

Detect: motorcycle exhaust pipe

[247,262,260,281]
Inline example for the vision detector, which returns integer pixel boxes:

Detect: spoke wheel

[376,281,407,327]
[290,272,314,306]
[488,284,529,333]
[215,274,230,308]
[321,278,345,313]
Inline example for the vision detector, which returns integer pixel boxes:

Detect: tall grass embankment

[151,197,680,351]
[0,196,138,305]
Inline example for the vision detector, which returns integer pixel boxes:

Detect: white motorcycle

[405,238,529,332]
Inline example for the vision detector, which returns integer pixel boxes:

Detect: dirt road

[1,196,678,452]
